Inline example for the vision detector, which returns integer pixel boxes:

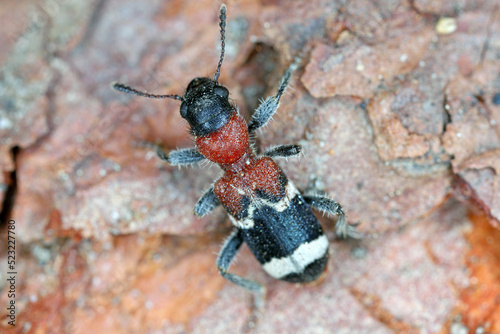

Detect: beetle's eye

[214,86,229,98]
[180,102,188,118]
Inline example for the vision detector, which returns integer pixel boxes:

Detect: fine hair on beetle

[113,3,360,329]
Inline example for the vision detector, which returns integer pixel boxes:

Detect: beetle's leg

[248,58,301,132]
[157,147,205,166]
[194,187,221,217]
[303,195,361,239]
[263,144,301,159]
[218,230,265,330]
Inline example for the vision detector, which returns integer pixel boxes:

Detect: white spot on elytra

[262,234,329,279]
[229,180,300,229]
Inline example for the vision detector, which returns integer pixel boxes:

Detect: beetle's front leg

[157,147,205,166]
[263,144,301,159]
[248,58,301,132]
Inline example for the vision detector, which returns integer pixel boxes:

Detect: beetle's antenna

[213,4,227,83]
[112,83,183,100]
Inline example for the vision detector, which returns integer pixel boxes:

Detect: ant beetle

[114,4,359,324]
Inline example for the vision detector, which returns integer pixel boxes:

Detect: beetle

[113,4,359,325]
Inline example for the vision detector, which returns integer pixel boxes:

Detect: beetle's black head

[180,77,234,136]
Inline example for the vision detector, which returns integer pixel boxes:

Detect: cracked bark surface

[0,0,499,332]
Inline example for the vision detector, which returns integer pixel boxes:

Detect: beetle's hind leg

[218,230,265,331]
[303,195,361,239]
